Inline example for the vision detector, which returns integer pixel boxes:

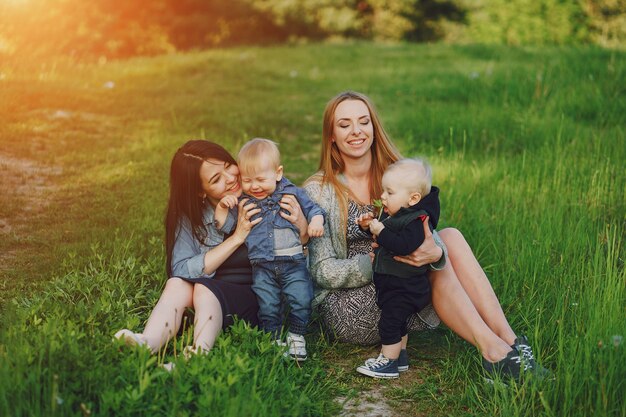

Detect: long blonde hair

[310,91,402,228]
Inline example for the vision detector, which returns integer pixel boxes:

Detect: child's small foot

[272,339,287,347]
[160,362,176,372]
[114,329,147,348]
[357,354,399,379]
[284,332,307,362]
[366,349,409,372]
[183,345,208,359]
[160,346,208,373]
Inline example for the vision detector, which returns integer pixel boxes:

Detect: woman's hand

[393,216,443,267]
[232,198,261,244]
[279,194,309,241]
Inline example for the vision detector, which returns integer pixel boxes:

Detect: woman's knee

[165,277,193,292]
[192,284,219,306]
[438,227,465,245]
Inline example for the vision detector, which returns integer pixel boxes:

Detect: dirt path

[337,386,397,417]
[0,153,62,270]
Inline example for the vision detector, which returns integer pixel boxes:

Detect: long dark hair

[165,140,237,278]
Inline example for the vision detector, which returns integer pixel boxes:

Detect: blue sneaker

[398,349,409,372]
[357,354,399,379]
[365,349,409,372]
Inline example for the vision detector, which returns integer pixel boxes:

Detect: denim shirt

[243,177,325,262]
[170,204,236,280]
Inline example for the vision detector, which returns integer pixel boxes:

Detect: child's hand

[218,195,239,209]
[215,195,238,230]
[307,215,324,238]
[368,219,385,236]
[357,212,375,230]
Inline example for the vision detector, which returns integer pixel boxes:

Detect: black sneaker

[482,348,526,384]
[365,349,409,372]
[512,335,552,380]
[357,354,400,379]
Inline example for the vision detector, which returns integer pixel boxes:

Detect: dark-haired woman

[115,140,307,355]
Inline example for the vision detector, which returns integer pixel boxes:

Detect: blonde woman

[304,91,548,382]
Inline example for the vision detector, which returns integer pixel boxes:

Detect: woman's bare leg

[429,260,513,362]
[141,278,194,352]
[438,228,517,346]
[191,284,223,352]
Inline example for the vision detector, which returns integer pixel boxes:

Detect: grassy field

[0,43,624,416]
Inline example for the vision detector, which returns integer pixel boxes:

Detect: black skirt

[179,244,259,329]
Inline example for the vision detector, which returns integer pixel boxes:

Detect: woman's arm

[307,219,373,289]
[171,200,261,279]
[304,180,372,290]
[203,200,261,275]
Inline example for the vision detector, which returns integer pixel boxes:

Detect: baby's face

[240,160,281,200]
[380,170,419,216]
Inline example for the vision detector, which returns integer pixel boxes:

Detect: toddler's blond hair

[237,138,281,175]
[385,158,432,197]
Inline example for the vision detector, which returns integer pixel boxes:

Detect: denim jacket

[243,177,325,262]
[170,204,236,280]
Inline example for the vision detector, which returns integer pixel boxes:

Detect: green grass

[0,43,624,416]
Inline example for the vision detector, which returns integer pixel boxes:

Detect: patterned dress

[318,200,440,345]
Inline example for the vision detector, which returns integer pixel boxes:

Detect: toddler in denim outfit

[216,138,324,361]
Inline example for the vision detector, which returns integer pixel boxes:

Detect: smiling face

[240,160,283,200]
[380,169,422,216]
[199,158,242,206]
[331,99,374,161]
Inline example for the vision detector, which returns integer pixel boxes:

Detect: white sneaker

[160,345,207,372]
[285,332,307,362]
[272,339,287,348]
[182,345,208,359]
[114,329,147,348]
[160,362,176,372]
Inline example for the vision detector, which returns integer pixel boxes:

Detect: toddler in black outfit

[356,158,444,379]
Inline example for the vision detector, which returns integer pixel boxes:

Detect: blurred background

[1,0,624,61]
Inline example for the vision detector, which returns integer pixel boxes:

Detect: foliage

[0,0,624,61]
[0,0,288,59]
[244,0,465,41]
[454,0,626,46]
[580,0,626,47]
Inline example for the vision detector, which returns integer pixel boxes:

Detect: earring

[202,194,207,204]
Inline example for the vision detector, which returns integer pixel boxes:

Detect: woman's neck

[341,152,372,204]
[342,150,372,179]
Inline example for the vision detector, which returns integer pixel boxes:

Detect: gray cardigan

[303,173,447,307]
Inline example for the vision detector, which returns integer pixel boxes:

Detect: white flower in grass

[612,335,623,348]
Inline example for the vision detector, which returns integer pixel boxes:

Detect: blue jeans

[251,254,313,338]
